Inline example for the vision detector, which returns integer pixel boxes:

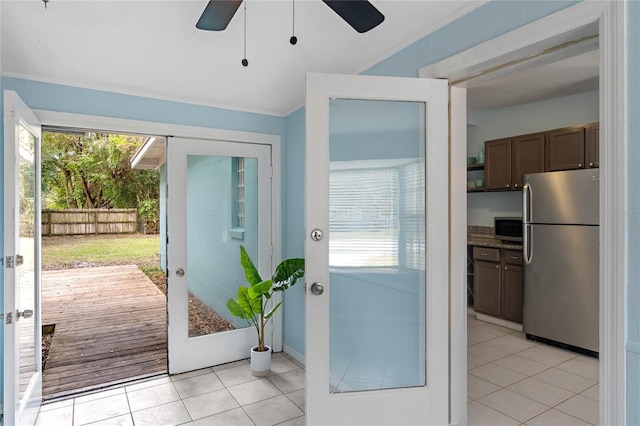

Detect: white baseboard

[475,312,523,332]
[469,308,523,332]
[283,344,305,367]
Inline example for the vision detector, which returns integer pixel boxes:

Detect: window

[329,160,424,269]
[232,157,245,229]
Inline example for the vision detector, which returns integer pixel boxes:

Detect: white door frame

[419,2,626,425]
[28,109,284,351]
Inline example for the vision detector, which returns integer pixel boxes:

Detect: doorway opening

[40,127,168,400]
[461,35,601,424]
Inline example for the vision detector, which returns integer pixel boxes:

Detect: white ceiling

[1,0,486,116]
[466,45,600,111]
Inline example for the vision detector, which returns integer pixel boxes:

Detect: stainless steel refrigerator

[522,169,599,353]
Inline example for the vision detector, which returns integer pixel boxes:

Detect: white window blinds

[329,161,424,269]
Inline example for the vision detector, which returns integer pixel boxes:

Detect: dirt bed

[145,268,235,336]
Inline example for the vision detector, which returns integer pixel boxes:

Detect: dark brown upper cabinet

[586,122,599,168]
[480,122,598,192]
[545,126,586,171]
[485,138,512,190]
[511,132,545,189]
[485,133,544,191]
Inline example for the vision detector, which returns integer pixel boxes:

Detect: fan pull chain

[242,1,248,67]
[290,0,297,45]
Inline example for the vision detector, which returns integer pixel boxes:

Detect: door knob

[310,229,324,241]
[310,282,324,295]
[176,268,185,277]
[17,309,33,319]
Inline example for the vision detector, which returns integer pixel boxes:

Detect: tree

[42,131,160,227]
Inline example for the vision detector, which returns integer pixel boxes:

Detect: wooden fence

[41,209,138,236]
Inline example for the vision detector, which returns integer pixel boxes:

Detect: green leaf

[264,302,282,320]
[240,245,262,286]
[237,286,261,316]
[272,258,305,291]
[248,280,272,300]
[226,298,248,319]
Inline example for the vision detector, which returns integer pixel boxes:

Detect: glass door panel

[18,126,38,400]
[328,99,426,393]
[186,155,258,337]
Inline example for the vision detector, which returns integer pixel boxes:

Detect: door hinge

[270,166,273,178]
[11,108,15,119]
[6,312,13,324]
[5,256,14,268]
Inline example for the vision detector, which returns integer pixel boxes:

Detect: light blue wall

[626,1,640,424]
[330,271,423,390]
[466,90,599,226]
[1,78,285,136]
[282,0,579,359]
[467,90,599,156]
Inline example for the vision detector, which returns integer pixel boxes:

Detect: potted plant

[227,245,304,376]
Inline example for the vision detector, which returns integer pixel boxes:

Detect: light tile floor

[467,316,599,426]
[36,316,599,425]
[36,353,305,426]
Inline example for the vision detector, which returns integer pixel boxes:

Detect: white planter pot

[250,345,272,376]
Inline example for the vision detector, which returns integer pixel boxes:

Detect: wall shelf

[467,163,485,171]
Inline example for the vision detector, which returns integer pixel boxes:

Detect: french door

[166,137,273,374]
[4,90,43,425]
[305,73,449,424]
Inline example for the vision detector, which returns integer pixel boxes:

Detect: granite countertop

[467,226,524,251]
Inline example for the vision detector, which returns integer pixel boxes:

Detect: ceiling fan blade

[196,0,243,31]
[322,0,385,33]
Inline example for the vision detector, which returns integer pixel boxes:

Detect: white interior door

[4,90,43,425]
[166,137,272,374]
[305,73,449,425]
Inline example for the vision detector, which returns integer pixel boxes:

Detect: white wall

[467,90,599,226]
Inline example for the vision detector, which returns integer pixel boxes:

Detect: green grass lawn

[42,234,161,269]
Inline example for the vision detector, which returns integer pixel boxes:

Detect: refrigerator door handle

[523,182,533,264]
[522,182,531,224]
[524,224,533,265]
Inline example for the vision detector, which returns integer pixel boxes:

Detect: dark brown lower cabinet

[473,247,524,323]
[474,260,501,317]
[502,263,523,323]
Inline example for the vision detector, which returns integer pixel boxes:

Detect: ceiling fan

[196,0,385,34]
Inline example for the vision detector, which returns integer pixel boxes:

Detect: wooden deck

[42,265,167,399]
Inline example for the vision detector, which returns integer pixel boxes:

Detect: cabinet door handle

[509,256,519,260]
[578,163,583,168]
[506,184,510,188]
[505,266,508,270]
[589,162,594,167]
[514,183,519,188]
[495,265,499,269]
[480,253,488,256]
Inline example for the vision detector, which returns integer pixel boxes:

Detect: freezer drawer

[523,224,599,352]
